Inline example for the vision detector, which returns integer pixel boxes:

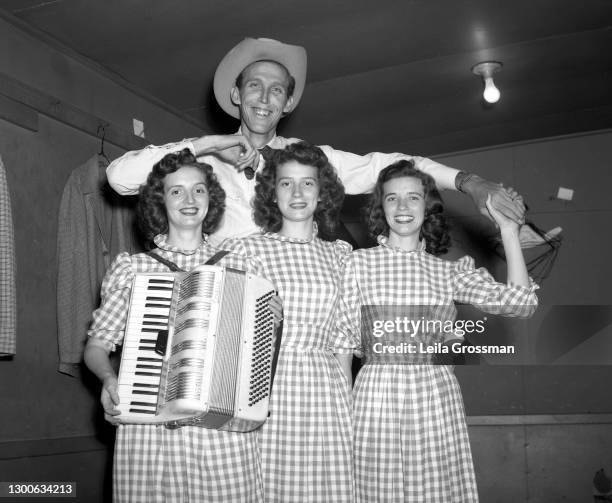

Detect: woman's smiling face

[163,165,209,232]
[382,176,426,241]
[275,161,320,224]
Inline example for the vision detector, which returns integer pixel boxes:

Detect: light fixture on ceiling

[472,61,502,104]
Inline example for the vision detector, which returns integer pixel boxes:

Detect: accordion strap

[203,250,230,265]
[146,251,184,272]
[146,249,230,272]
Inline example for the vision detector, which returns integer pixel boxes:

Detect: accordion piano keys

[115,265,277,432]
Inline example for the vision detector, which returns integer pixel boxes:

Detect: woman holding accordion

[84,149,278,503]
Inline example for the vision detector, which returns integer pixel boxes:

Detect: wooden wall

[0,15,203,502]
[437,131,612,502]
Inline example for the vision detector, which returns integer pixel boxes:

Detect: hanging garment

[0,155,16,356]
[56,154,142,376]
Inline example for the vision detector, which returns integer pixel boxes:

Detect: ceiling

[1,0,612,156]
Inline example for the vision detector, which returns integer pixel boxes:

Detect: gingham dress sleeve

[328,240,357,354]
[219,237,263,276]
[87,252,135,352]
[452,255,539,318]
[334,250,362,355]
[218,237,242,255]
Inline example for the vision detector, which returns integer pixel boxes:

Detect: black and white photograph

[0,1,611,502]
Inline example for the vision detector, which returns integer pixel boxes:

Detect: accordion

[116,264,278,432]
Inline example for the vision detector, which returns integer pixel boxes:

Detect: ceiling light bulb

[472,61,503,104]
[483,76,500,103]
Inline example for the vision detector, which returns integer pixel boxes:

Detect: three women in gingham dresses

[88,143,538,502]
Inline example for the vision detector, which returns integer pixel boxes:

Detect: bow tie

[244,146,274,180]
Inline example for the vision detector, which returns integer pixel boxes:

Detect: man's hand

[192,134,260,172]
[461,174,525,224]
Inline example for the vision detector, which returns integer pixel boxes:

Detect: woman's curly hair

[366,159,451,256]
[253,142,345,241]
[137,148,225,248]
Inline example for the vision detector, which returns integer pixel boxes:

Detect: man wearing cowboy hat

[107,37,524,245]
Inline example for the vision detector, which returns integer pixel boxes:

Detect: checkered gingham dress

[224,232,355,503]
[88,234,264,503]
[337,237,538,503]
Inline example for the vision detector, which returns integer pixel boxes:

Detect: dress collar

[153,233,209,255]
[377,235,426,254]
[263,222,319,244]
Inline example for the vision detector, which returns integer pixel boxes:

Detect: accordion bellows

[116,265,277,431]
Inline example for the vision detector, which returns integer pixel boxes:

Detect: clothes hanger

[97,123,110,164]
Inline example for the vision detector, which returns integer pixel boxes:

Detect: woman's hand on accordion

[83,340,122,425]
[269,295,284,329]
[101,374,122,425]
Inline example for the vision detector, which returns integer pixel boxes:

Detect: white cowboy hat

[213,37,307,119]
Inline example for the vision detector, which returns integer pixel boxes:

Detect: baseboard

[0,435,110,460]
